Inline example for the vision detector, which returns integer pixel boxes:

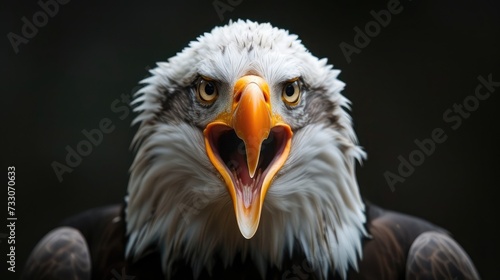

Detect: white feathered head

[125,20,366,279]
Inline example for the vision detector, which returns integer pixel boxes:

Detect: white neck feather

[126,122,367,279]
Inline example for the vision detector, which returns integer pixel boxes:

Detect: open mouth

[202,74,293,238]
[206,125,289,208]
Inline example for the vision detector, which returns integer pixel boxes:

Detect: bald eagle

[23,20,480,280]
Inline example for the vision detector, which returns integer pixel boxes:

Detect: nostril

[234,91,242,103]
[263,91,269,103]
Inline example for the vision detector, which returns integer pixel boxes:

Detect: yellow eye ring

[282,80,300,105]
[197,78,218,103]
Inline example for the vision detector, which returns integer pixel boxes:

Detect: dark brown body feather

[22,202,480,280]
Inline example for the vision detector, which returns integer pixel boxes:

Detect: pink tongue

[228,145,261,209]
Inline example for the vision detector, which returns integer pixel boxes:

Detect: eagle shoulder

[350,203,479,280]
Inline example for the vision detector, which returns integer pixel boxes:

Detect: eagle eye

[282,80,300,105]
[197,78,218,103]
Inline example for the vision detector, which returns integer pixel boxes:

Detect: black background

[2,0,499,279]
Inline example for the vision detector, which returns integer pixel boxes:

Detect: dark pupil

[204,82,215,95]
[285,84,295,97]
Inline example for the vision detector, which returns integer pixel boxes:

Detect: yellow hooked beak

[204,75,293,238]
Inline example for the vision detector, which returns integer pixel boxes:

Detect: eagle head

[125,20,367,279]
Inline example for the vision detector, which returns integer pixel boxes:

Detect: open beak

[204,75,293,239]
